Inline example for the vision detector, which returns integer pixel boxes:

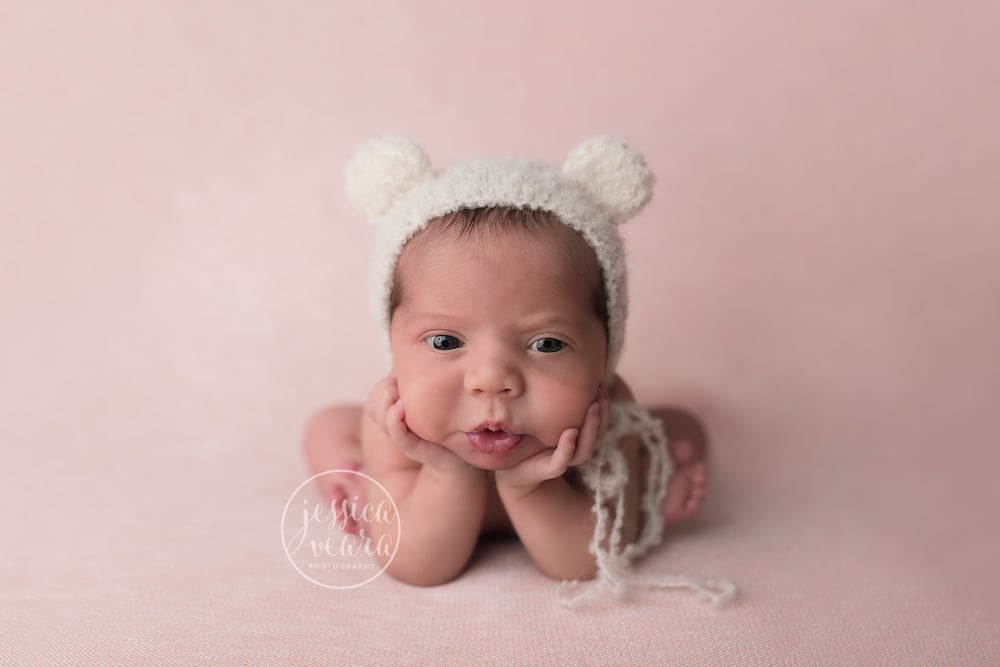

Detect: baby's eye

[425,334,463,351]
[529,337,564,353]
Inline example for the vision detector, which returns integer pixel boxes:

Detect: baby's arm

[494,385,609,581]
[495,377,642,581]
[361,379,489,586]
[496,467,600,581]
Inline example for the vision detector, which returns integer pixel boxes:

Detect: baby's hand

[366,376,472,473]
[495,385,609,493]
[365,375,402,435]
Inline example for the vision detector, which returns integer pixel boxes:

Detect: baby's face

[389,224,607,470]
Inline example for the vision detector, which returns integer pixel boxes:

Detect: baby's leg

[301,404,367,534]
[648,407,708,525]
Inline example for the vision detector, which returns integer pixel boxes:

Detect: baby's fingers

[367,377,400,433]
[595,385,610,444]
[549,426,580,473]
[385,399,419,451]
[569,400,602,467]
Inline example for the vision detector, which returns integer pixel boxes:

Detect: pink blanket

[2,2,998,663]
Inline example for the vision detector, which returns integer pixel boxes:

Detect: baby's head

[345,136,654,468]
[389,205,608,339]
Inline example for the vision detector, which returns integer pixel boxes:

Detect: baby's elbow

[388,566,462,588]
[380,552,465,587]
[540,556,598,583]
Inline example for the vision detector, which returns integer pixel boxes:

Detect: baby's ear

[344,136,434,222]
[562,136,655,225]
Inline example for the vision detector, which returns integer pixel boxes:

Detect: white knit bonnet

[344,135,655,381]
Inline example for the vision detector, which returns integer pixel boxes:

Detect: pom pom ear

[562,136,655,224]
[344,136,434,221]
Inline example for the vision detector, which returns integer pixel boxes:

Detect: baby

[303,136,724,601]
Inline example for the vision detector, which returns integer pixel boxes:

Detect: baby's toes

[683,494,705,516]
[324,476,368,536]
[662,472,692,525]
[689,462,708,486]
[686,477,707,510]
[669,438,699,468]
[670,440,696,465]
[662,461,710,525]
[685,464,708,511]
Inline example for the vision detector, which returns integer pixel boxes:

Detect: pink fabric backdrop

[2,1,998,664]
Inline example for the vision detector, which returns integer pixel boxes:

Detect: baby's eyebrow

[400,309,583,331]
[515,313,581,330]
[396,312,464,328]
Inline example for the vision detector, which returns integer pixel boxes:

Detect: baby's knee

[302,404,362,450]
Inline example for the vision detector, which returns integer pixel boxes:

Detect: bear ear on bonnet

[562,135,655,226]
[344,134,655,226]
[344,135,434,222]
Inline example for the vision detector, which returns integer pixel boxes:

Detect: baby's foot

[302,404,368,535]
[648,408,709,526]
[662,438,708,525]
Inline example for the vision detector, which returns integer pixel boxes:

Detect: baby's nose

[463,353,524,397]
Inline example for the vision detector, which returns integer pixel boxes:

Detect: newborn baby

[303,137,723,602]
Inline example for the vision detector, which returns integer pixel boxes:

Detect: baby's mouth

[466,423,522,454]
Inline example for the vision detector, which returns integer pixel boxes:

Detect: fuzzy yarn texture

[562,402,736,607]
[344,135,655,383]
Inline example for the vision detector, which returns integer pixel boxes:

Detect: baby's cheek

[535,388,597,445]
[396,376,444,441]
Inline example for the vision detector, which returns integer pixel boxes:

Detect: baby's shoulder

[608,374,635,403]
